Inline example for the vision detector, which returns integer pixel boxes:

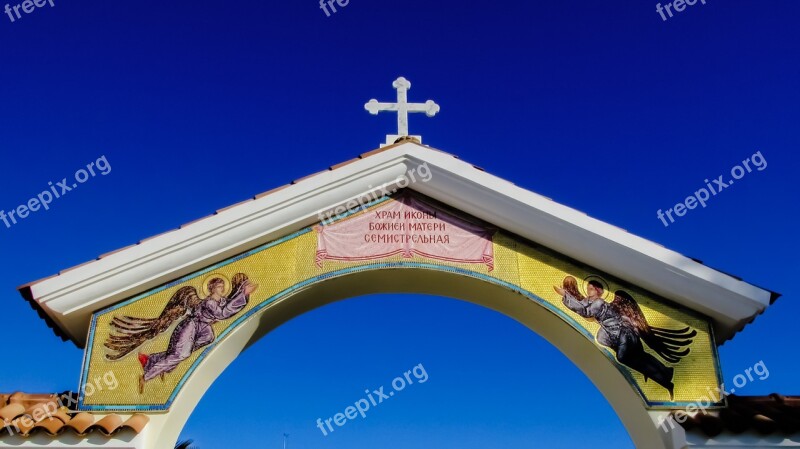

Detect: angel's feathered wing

[611,290,697,364]
[104,286,202,360]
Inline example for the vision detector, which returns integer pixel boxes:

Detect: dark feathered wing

[104,286,202,360]
[611,290,697,364]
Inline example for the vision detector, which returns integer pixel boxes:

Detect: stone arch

[142,266,671,449]
[13,143,776,449]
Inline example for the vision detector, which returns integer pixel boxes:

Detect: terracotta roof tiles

[292,169,331,185]
[329,157,361,170]
[180,213,218,229]
[254,184,291,199]
[676,394,800,437]
[0,392,148,438]
[98,244,140,260]
[216,199,255,214]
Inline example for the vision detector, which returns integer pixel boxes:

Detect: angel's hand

[243,280,259,295]
[553,286,565,296]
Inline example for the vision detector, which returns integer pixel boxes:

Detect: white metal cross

[365,77,440,143]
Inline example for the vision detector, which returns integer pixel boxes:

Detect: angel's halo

[200,273,233,297]
[580,275,611,300]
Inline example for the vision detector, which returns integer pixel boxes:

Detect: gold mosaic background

[82,193,721,410]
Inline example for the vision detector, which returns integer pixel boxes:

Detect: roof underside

[677,394,800,437]
[18,141,778,347]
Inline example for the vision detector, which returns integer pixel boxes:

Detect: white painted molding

[24,142,773,346]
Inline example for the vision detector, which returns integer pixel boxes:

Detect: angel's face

[212,283,225,297]
[587,284,602,299]
[207,281,225,299]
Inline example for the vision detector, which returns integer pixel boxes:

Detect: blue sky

[1,0,798,448]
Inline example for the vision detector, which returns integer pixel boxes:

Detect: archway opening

[180,292,635,449]
[144,267,668,449]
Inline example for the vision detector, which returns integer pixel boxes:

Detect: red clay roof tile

[254,183,291,199]
[58,259,96,275]
[180,213,218,229]
[676,394,800,437]
[94,414,123,435]
[98,244,140,260]
[216,199,255,214]
[292,169,330,185]
[0,393,149,439]
[138,228,180,244]
[330,158,362,170]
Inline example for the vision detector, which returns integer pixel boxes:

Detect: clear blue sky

[1,1,798,448]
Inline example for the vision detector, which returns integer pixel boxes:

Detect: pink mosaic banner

[315,195,496,270]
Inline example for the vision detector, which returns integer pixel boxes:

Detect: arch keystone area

[6,141,793,449]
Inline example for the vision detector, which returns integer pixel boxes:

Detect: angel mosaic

[104,273,258,393]
[554,275,696,399]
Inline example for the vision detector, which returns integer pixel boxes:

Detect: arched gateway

[1,81,795,449]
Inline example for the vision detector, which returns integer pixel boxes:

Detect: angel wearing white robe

[104,273,258,393]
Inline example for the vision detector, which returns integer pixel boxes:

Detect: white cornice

[22,142,773,347]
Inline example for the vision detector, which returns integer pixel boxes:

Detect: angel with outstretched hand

[555,276,696,400]
[104,273,258,393]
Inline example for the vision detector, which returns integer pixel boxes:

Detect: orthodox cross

[365,77,440,143]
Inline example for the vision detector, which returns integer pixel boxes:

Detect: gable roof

[18,140,778,347]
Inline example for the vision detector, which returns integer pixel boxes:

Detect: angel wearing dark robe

[104,273,258,393]
[554,276,696,399]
